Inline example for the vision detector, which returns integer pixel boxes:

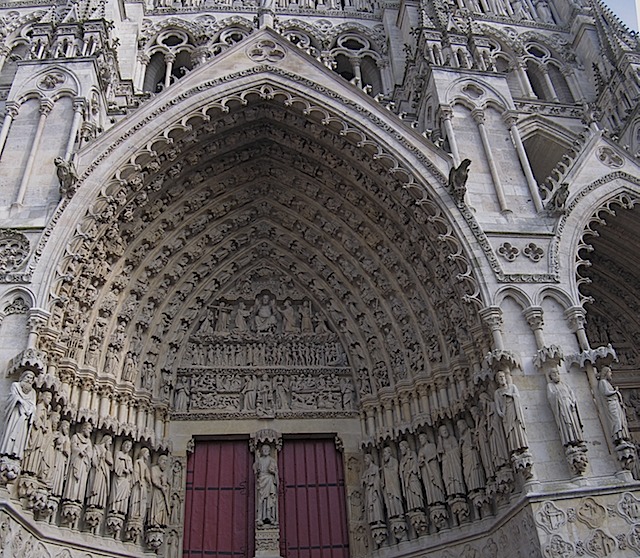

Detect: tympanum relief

[172,278,357,420]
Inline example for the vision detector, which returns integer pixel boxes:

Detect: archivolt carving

[33,79,487,446]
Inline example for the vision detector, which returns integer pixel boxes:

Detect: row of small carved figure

[149,0,376,12]
[186,339,347,367]
[0,375,177,550]
[361,416,518,546]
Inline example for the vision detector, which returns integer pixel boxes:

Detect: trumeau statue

[381,446,404,518]
[0,371,37,460]
[255,443,278,527]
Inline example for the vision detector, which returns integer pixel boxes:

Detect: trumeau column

[440,105,460,166]
[251,429,283,558]
[503,110,544,212]
[471,108,509,213]
[14,98,54,208]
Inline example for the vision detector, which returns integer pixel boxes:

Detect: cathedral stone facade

[0,0,639,556]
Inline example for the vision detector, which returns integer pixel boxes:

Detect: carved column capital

[501,109,519,128]
[439,104,454,120]
[39,98,55,116]
[471,107,485,124]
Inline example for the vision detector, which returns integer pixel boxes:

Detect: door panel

[183,440,254,557]
[279,439,350,558]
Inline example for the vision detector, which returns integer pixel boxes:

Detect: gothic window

[525,60,549,100]
[142,30,195,93]
[0,42,30,90]
[330,33,385,95]
[547,63,574,104]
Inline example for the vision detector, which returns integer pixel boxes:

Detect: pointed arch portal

[27,30,492,556]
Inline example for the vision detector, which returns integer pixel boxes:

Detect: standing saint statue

[437,425,466,497]
[129,447,151,522]
[110,440,134,515]
[50,420,71,497]
[494,369,528,454]
[546,367,584,446]
[149,455,171,527]
[598,366,630,444]
[0,371,37,460]
[87,434,114,509]
[381,446,404,518]
[255,444,278,527]
[63,422,93,502]
[399,441,425,511]
[417,432,446,505]
[362,454,384,525]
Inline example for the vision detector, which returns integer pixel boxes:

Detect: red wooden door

[183,439,254,558]
[279,438,350,558]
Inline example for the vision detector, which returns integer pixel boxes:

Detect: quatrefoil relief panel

[498,242,520,262]
[247,40,286,63]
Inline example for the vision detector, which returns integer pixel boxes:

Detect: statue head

[80,421,93,436]
[140,447,150,461]
[382,446,392,461]
[547,367,560,383]
[418,432,428,445]
[122,440,133,453]
[260,444,271,457]
[60,420,70,434]
[19,371,35,391]
[600,366,612,380]
[158,454,169,470]
[439,424,449,438]
[399,441,409,455]
[495,370,507,387]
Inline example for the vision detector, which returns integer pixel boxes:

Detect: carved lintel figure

[54,157,79,198]
[362,454,384,526]
[417,432,446,505]
[448,159,471,203]
[279,299,299,334]
[598,366,631,444]
[242,375,257,411]
[0,371,37,461]
[381,446,404,518]
[234,302,251,332]
[149,455,171,527]
[437,425,466,497]
[173,378,190,412]
[398,441,425,511]
[255,444,278,527]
